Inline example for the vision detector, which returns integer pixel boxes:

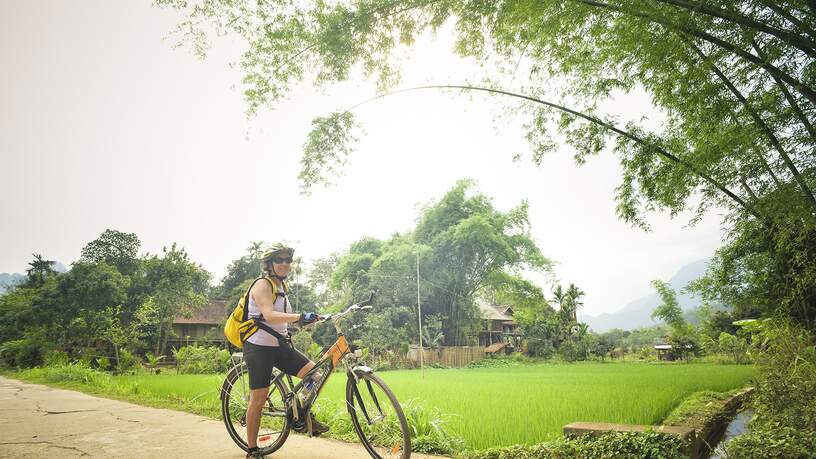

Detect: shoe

[292,412,330,435]
[245,446,264,458]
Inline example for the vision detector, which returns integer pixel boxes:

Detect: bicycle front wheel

[346,370,411,459]
[221,362,290,455]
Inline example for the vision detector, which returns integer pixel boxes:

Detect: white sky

[0,1,725,316]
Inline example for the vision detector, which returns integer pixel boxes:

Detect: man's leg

[246,386,269,449]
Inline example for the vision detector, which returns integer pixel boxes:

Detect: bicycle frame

[269,299,375,433]
[221,292,409,457]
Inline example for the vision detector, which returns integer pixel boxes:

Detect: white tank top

[246,281,290,347]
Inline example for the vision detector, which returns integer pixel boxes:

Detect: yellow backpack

[224,276,289,349]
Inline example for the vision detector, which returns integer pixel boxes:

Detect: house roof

[476,299,514,321]
[173,300,228,325]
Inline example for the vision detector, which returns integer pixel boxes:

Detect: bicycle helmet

[261,243,294,280]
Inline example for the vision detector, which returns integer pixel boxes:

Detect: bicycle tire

[346,370,411,459]
[221,362,291,454]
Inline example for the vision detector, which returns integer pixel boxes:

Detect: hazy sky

[0,1,725,316]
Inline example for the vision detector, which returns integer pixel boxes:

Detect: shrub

[116,348,140,373]
[557,341,579,362]
[525,338,555,358]
[173,345,230,374]
[43,350,70,367]
[725,421,816,458]
[465,431,685,459]
[723,320,816,458]
[0,335,47,368]
[21,362,113,386]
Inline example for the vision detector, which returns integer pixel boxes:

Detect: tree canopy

[319,179,551,347]
[159,0,816,332]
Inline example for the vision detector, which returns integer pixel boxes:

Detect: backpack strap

[241,277,268,322]
[248,277,293,346]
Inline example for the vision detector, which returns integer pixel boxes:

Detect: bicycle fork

[348,374,386,425]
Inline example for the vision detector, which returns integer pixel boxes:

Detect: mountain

[0,273,25,294]
[583,258,710,333]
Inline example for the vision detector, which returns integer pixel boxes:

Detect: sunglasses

[273,257,293,264]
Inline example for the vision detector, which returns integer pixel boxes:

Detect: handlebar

[315,291,375,324]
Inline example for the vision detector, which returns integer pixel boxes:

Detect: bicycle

[220,292,411,458]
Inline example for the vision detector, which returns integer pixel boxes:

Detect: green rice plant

[11,362,755,453]
[316,363,755,450]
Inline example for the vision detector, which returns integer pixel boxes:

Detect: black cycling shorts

[243,341,311,390]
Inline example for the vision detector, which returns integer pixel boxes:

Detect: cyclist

[243,243,328,459]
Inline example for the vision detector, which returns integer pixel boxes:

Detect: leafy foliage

[172,345,230,374]
[464,430,686,459]
[319,180,551,352]
[79,229,140,275]
[724,320,816,458]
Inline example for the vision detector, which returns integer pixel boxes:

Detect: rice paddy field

[101,362,755,450]
[14,361,755,451]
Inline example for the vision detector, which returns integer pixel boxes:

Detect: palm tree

[26,253,56,286]
[565,283,585,323]
[552,284,566,308]
[246,240,265,258]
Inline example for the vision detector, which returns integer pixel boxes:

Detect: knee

[248,391,269,409]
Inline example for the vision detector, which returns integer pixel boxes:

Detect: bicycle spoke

[221,363,290,455]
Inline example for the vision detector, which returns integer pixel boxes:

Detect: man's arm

[250,280,300,324]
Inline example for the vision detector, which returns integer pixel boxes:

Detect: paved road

[0,376,448,459]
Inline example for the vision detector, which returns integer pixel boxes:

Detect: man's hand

[298,312,319,327]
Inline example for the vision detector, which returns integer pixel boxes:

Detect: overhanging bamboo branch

[654,0,816,57]
[344,84,765,221]
[688,41,816,210]
[573,0,816,106]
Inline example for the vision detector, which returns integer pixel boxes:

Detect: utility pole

[417,249,424,377]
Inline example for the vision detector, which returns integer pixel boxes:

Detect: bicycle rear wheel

[346,370,411,459]
[221,362,291,454]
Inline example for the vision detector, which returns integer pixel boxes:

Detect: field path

[0,376,448,459]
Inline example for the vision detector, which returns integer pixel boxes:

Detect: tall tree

[80,229,141,275]
[138,244,211,355]
[651,279,698,360]
[24,253,56,287]
[217,240,266,299]
[327,180,552,346]
[565,283,585,323]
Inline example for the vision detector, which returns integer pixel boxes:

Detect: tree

[565,284,585,323]
[24,253,56,287]
[486,271,558,355]
[30,262,130,349]
[717,331,749,364]
[417,180,551,344]
[138,244,211,355]
[217,240,266,299]
[651,280,687,330]
[651,280,698,361]
[80,229,141,275]
[325,180,551,348]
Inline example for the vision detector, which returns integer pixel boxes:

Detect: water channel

[708,408,755,458]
